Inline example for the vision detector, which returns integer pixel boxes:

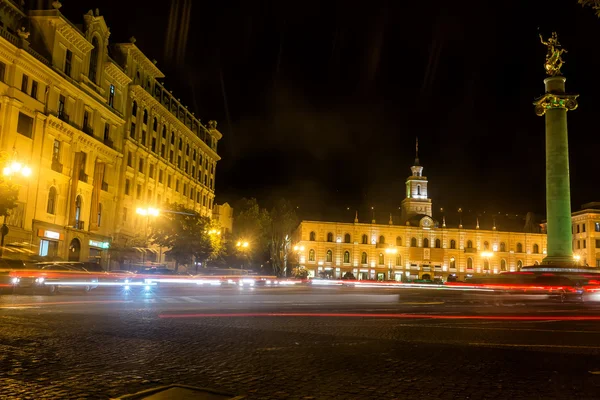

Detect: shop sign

[89,240,110,249]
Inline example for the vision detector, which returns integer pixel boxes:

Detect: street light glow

[136,207,160,217]
[385,247,397,254]
[481,251,493,258]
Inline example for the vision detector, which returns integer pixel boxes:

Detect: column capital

[533,93,579,116]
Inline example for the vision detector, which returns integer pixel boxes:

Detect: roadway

[2,285,600,399]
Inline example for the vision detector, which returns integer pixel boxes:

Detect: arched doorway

[422,273,431,280]
[68,238,81,261]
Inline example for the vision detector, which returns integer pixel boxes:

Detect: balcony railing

[78,171,88,183]
[73,220,85,230]
[51,159,63,173]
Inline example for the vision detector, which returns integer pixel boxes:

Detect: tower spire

[414,137,420,166]
[354,210,358,223]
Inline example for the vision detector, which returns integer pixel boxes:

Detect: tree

[0,152,19,219]
[149,203,213,271]
[108,235,147,269]
[267,198,298,276]
[232,198,271,265]
[579,0,600,16]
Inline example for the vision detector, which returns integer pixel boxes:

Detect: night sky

[60,0,600,221]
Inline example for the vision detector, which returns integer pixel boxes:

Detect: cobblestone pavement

[1,290,600,399]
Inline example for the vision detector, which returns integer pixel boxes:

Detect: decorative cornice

[105,61,131,86]
[131,85,220,160]
[533,93,579,116]
[115,43,164,78]
[49,18,94,54]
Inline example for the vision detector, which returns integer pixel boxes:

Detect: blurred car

[35,262,100,294]
[0,259,31,293]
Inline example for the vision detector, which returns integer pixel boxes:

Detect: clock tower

[400,138,433,222]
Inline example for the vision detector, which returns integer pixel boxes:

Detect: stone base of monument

[112,384,245,400]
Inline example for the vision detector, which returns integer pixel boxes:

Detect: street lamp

[385,247,397,280]
[1,155,32,258]
[236,239,250,270]
[136,207,160,265]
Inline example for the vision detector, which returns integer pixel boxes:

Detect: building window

[177,155,182,168]
[378,253,384,265]
[74,195,83,223]
[583,239,587,249]
[396,255,401,266]
[83,110,91,132]
[517,260,523,270]
[192,166,195,177]
[309,231,316,241]
[186,144,190,156]
[104,123,110,142]
[141,130,146,146]
[501,259,507,271]
[595,222,600,232]
[127,152,133,167]
[107,84,115,107]
[170,132,175,145]
[467,240,473,249]
[450,239,456,249]
[153,118,158,131]
[417,184,421,195]
[423,238,429,248]
[577,240,581,249]
[309,249,315,262]
[161,144,166,157]
[533,244,539,254]
[450,257,456,269]
[138,159,144,173]
[17,112,34,138]
[89,37,100,83]
[176,180,180,192]
[361,234,368,244]
[52,140,61,162]
[467,258,473,269]
[125,179,130,195]
[0,61,5,82]
[343,251,350,263]
[178,138,183,150]
[435,238,441,248]
[379,235,385,244]
[327,232,333,242]
[396,236,402,246]
[46,187,57,214]
[136,184,142,199]
[65,49,73,76]
[21,74,28,92]
[132,101,137,117]
[167,175,172,188]
[326,250,333,262]
[483,241,489,250]
[577,224,580,233]
[58,95,66,119]
[97,203,102,227]
[516,243,523,253]
[344,233,351,243]
[411,237,417,247]
[123,207,128,222]
[185,161,189,173]
[143,109,148,125]
[149,164,154,179]
[361,252,367,264]
[151,137,157,152]
[583,223,586,233]
[500,242,506,252]
[162,126,167,139]
[483,260,490,270]
[130,122,136,138]
[31,80,38,99]
[158,170,163,183]
[169,150,174,163]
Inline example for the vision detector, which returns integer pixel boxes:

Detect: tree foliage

[0,153,19,218]
[579,0,600,16]
[232,198,271,261]
[267,198,298,276]
[149,204,213,268]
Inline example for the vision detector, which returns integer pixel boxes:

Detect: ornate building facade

[294,155,548,281]
[0,2,221,265]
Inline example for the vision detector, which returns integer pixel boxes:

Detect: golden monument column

[533,32,578,266]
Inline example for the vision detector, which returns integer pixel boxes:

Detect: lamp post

[1,155,32,258]
[236,240,249,270]
[136,207,160,265]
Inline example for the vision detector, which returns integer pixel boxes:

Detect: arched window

[450,239,456,249]
[534,260,540,265]
[378,253,384,265]
[379,235,385,244]
[361,252,367,264]
[326,250,332,262]
[501,259,507,271]
[153,118,158,131]
[170,132,175,145]
[395,255,401,266]
[143,109,148,124]
[417,184,421,195]
[309,231,316,241]
[483,260,490,270]
[411,237,417,247]
[516,243,523,253]
[344,233,351,243]
[435,238,441,248]
[500,242,506,252]
[423,238,429,248]
[327,232,333,242]
[309,249,315,261]
[467,240,473,249]
[343,251,350,263]
[162,125,167,139]
[46,187,57,214]
[75,195,83,223]
[484,241,489,250]
[450,257,456,269]
[467,257,473,269]
[362,234,368,244]
[178,138,183,150]
[533,243,539,254]
[89,36,99,83]
[97,203,102,227]
[396,236,402,246]
[131,101,138,117]
[517,260,523,270]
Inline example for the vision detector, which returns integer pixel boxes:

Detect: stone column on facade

[534,75,578,265]
[89,159,105,231]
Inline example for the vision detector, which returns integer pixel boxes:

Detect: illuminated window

[516,243,523,253]
[46,187,57,214]
[483,241,489,250]
[450,258,456,269]
[483,260,489,270]
[343,251,350,263]
[327,232,333,242]
[378,253,384,265]
[595,222,600,232]
[309,231,316,241]
[501,259,507,271]
[467,257,473,269]
[395,255,401,266]
[309,249,315,261]
[467,240,473,249]
[326,250,332,263]
[361,252,367,264]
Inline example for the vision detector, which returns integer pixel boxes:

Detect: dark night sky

[59,0,600,220]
